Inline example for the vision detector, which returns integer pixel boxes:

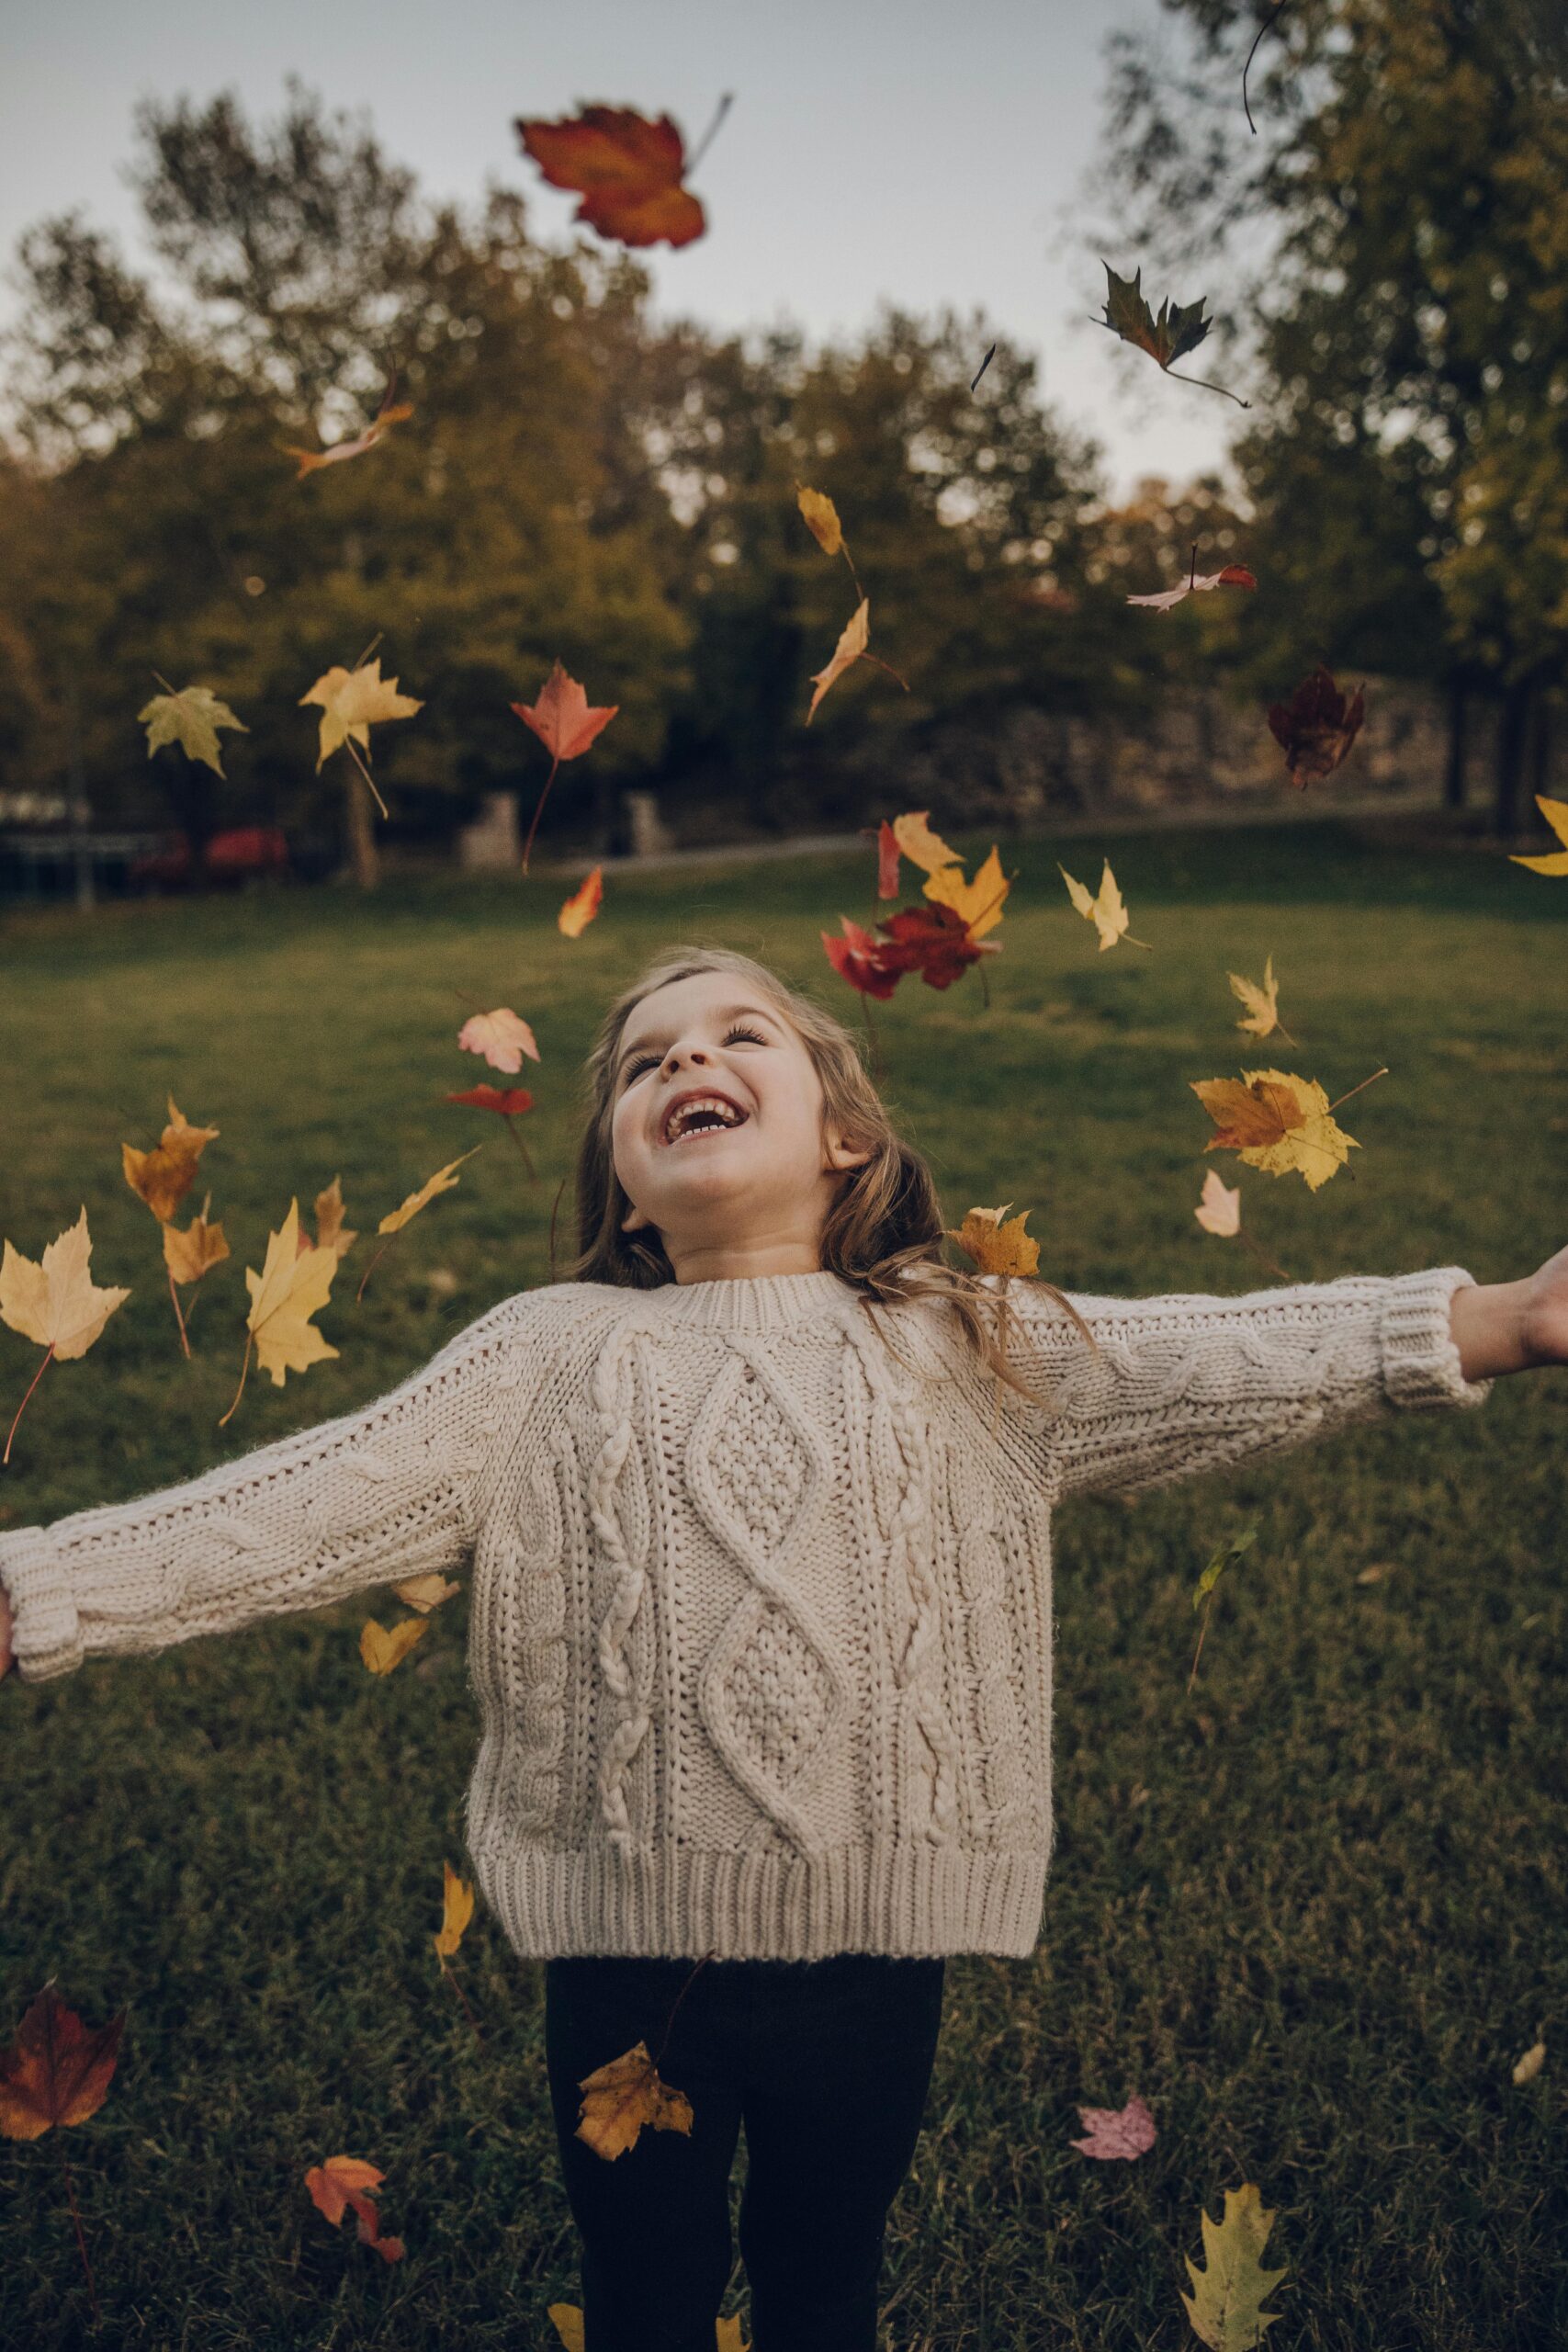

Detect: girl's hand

[0,1581,13,1679]
[1450,1251,1568,1381]
[1520,1240,1568,1370]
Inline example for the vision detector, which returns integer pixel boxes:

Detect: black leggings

[545,1951,947,2352]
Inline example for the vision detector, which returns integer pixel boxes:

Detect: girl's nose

[661,1041,711,1073]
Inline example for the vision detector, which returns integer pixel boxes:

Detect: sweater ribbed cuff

[1380,1267,1495,1411]
[0,1525,83,1682]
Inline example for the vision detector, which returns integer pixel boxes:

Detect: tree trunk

[1442,675,1469,810]
[343,765,379,890]
[1493,676,1534,837]
[1527,690,1554,811]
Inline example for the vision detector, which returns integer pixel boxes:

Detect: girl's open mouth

[660,1092,750,1145]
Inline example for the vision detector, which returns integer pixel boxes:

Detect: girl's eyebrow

[617,1002,778,1069]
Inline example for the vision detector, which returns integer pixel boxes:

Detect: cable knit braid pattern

[0,1263,1493,1961]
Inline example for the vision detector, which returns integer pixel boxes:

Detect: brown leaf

[0,1984,126,2143]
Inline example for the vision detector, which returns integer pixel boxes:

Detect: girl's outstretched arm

[1000,1259,1554,1503]
[0,1290,539,1684]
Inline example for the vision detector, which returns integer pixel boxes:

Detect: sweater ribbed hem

[471,1839,1049,1961]
[1379,1267,1495,1410]
[0,1525,81,1682]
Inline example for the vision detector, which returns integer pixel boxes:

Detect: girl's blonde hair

[569,944,1096,1393]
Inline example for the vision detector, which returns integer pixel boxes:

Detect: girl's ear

[824,1127,874,1174]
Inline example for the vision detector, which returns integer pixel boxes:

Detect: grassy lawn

[2,820,1565,2350]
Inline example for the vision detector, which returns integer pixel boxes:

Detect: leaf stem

[355,1233,400,1304]
[1327,1065,1389,1114]
[520,753,562,875]
[218,1331,252,1428]
[970,343,996,393]
[168,1266,191,1359]
[1163,365,1251,409]
[547,1173,568,1285]
[1243,0,1297,135]
[151,670,178,698]
[686,91,734,175]
[651,1954,716,2072]
[859,651,910,693]
[504,1117,536,1182]
[344,735,390,821]
[439,1956,485,2044]
[4,1340,54,1464]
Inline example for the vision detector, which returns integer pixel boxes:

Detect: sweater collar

[638,1270,859,1333]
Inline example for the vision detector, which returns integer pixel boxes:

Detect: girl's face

[609,970,870,1280]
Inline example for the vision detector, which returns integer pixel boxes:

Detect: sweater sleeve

[0,1292,534,1684]
[1000,1265,1494,1502]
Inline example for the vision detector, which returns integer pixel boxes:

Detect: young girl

[3,944,1562,2352]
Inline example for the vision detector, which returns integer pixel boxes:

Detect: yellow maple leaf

[806,598,870,723]
[1510,793,1568,876]
[795,483,844,557]
[163,1200,231,1285]
[1193,1168,1242,1236]
[890,810,962,875]
[122,1095,220,1224]
[946,1203,1040,1276]
[1227,954,1292,1042]
[433,1859,475,1959]
[299,659,423,773]
[304,1175,357,1261]
[923,843,1010,940]
[243,1197,341,1385]
[393,1573,462,1613]
[1059,859,1151,952]
[1192,1068,1359,1192]
[574,2039,695,2162]
[378,1147,483,1236]
[549,2309,747,2351]
[359,1617,428,1675]
[137,684,249,778]
[0,1207,130,1360]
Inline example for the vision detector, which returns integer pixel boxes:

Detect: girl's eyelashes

[620,1023,771,1086]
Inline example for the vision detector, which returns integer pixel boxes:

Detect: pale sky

[0,0,1237,500]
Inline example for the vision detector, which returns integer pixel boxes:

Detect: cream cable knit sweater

[0,1265,1492,1961]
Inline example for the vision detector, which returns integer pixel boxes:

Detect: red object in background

[129,827,290,889]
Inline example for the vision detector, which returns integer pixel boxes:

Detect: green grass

[2,820,1565,2350]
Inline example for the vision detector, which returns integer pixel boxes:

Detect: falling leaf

[922,843,1009,940]
[1059,860,1151,952]
[1127,563,1257,613]
[240,1199,340,1390]
[1179,2182,1289,2351]
[1512,2038,1547,2086]
[513,665,618,872]
[1227,956,1286,1040]
[796,484,845,557]
[558,866,605,936]
[1510,794,1568,876]
[296,1176,357,1261]
[875,820,900,899]
[822,915,901,1001]
[946,1204,1040,1277]
[1267,666,1366,789]
[122,1095,220,1223]
[378,1148,483,1237]
[395,1573,461,1613]
[282,378,414,479]
[1193,1524,1258,1609]
[1194,1168,1242,1236]
[515,106,705,248]
[1097,261,1213,368]
[1192,1069,1359,1191]
[304,2154,405,2264]
[878,901,997,990]
[1,1209,130,1460]
[300,659,423,775]
[137,684,249,778]
[446,1084,534,1115]
[457,1009,540,1074]
[434,1860,475,1960]
[164,1204,231,1285]
[890,810,961,876]
[575,2039,695,2162]
[807,599,870,724]
[1069,2093,1156,2161]
[0,1984,126,2143]
[359,1617,428,1675]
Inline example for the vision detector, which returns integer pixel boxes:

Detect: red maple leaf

[514,107,705,248]
[877,902,994,990]
[822,915,902,1000]
[1267,664,1367,788]
[511,660,618,872]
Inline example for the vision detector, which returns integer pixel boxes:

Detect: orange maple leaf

[0,1984,126,2143]
[512,663,618,872]
[515,107,706,248]
[558,866,604,937]
[304,2154,405,2264]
